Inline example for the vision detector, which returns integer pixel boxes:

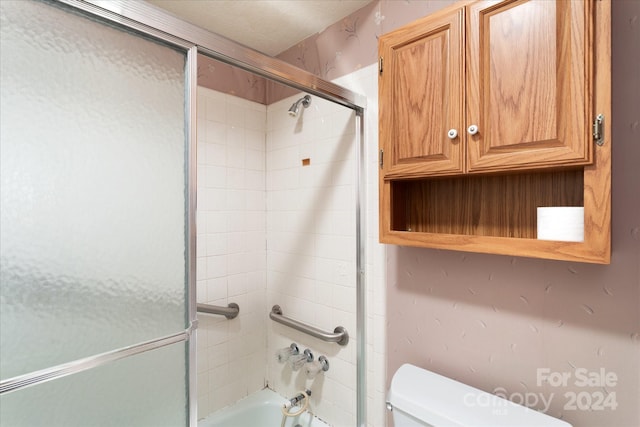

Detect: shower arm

[270,305,349,346]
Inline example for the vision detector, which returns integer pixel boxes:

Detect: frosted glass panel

[0,342,187,427]
[0,0,188,379]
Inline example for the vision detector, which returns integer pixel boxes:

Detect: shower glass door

[0,1,195,425]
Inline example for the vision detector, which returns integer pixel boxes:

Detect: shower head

[288,95,311,117]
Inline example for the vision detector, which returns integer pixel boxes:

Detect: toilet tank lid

[388,364,571,427]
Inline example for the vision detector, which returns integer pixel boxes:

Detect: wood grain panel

[395,32,447,161]
[487,0,557,147]
[390,170,584,238]
[582,0,611,263]
[379,7,464,178]
[466,0,592,172]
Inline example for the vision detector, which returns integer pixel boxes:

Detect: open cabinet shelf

[380,157,610,263]
[389,170,584,238]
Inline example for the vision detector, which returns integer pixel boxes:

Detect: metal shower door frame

[0,2,200,426]
[27,1,368,426]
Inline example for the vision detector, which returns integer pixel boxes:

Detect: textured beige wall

[386,2,640,426]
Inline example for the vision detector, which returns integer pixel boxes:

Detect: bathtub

[199,388,330,427]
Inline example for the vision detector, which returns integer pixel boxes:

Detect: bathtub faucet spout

[288,390,311,407]
[282,390,312,418]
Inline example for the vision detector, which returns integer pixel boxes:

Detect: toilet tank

[388,364,571,427]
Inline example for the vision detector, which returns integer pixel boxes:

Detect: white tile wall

[197,84,369,426]
[196,87,267,419]
[266,94,359,427]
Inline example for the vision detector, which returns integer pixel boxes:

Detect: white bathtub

[199,388,330,427]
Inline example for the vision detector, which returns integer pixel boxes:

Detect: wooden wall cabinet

[378,0,611,264]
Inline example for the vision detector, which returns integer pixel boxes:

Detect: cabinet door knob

[447,129,458,139]
[467,125,479,135]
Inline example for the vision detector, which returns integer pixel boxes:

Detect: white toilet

[388,364,571,427]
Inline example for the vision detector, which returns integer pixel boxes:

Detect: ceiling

[146,0,374,57]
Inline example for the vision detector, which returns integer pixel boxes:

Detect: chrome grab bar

[197,302,239,319]
[269,305,349,346]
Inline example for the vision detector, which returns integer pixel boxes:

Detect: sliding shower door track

[0,323,195,395]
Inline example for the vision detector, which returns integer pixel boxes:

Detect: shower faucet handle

[303,348,313,362]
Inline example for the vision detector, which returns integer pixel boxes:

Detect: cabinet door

[466,0,592,173]
[379,7,464,178]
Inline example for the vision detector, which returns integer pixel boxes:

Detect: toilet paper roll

[537,207,584,242]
